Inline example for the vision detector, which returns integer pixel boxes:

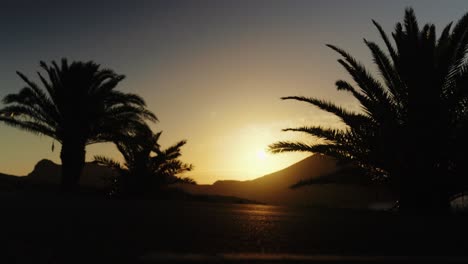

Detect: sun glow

[256,149,267,160]
[182,123,310,183]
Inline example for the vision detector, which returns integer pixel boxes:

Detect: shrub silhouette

[94,129,194,197]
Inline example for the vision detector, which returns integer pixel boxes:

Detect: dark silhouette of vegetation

[290,165,374,189]
[269,8,468,213]
[94,129,194,197]
[0,59,157,192]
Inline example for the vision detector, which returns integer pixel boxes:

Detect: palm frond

[281,96,373,128]
[290,166,373,188]
[372,19,398,62]
[0,115,56,138]
[445,10,468,83]
[282,126,347,144]
[363,39,405,109]
[327,44,394,109]
[93,155,125,172]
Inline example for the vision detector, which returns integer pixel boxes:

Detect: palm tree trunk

[60,141,86,192]
[397,103,451,214]
[398,165,451,214]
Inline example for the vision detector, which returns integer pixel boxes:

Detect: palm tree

[269,8,468,212]
[94,130,194,197]
[0,59,157,192]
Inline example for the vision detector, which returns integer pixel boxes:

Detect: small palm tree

[0,59,157,192]
[269,9,468,212]
[94,130,194,197]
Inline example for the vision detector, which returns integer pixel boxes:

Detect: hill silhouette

[0,155,393,207]
[0,160,260,204]
[26,159,114,189]
[0,172,22,191]
[177,154,394,208]
[0,159,117,194]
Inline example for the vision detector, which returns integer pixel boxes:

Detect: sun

[256,149,267,160]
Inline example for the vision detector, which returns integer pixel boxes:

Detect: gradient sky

[1,0,467,183]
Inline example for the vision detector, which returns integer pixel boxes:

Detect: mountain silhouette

[0,155,393,207]
[0,159,116,193]
[0,172,23,191]
[25,159,115,189]
[176,154,394,208]
[0,160,259,203]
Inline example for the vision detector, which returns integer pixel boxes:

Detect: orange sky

[1,1,467,183]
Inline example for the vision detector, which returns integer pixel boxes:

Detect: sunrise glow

[256,149,267,160]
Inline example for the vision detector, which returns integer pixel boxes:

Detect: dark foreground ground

[1,192,468,263]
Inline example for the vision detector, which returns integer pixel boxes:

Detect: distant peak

[35,159,57,167]
[213,180,242,185]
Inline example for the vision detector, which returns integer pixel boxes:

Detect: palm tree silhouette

[94,129,194,197]
[269,8,468,212]
[0,59,157,192]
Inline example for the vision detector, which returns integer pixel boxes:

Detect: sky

[1,0,467,184]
